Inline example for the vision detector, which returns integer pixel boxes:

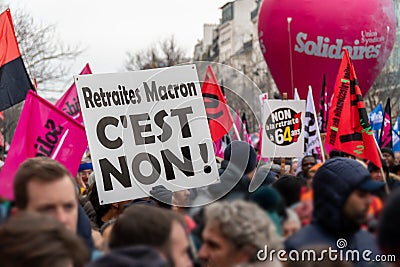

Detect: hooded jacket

[285,158,381,267]
[208,141,257,201]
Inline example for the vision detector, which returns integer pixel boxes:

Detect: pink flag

[243,121,253,146]
[213,139,225,159]
[0,91,88,200]
[232,109,242,141]
[55,63,92,124]
[257,125,268,162]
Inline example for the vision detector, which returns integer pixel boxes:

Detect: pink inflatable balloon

[258,0,396,103]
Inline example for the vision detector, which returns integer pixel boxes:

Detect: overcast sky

[8,0,228,93]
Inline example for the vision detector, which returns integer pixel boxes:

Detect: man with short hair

[296,155,316,179]
[13,157,79,233]
[198,200,282,267]
[0,212,89,267]
[76,160,93,194]
[381,147,395,172]
[101,205,193,267]
[286,158,384,267]
[13,157,94,252]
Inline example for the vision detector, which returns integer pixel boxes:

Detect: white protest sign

[261,100,306,157]
[75,65,219,204]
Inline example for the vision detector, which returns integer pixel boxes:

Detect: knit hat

[313,158,385,234]
[224,141,257,174]
[254,165,277,185]
[78,162,93,172]
[315,158,384,196]
[250,185,282,212]
[381,147,394,158]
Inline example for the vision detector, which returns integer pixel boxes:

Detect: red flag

[0,9,34,111]
[201,65,233,141]
[0,91,88,200]
[55,63,92,124]
[325,49,381,168]
[379,98,392,149]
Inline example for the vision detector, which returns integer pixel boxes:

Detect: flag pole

[280,93,288,174]
[380,167,390,195]
[308,86,326,162]
[287,17,294,98]
[232,123,241,141]
[372,136,390,194]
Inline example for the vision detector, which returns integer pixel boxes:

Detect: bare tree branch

[124,35,188,71]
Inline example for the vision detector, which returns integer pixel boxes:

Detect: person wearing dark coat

[285,158,385,267]
[87,246,167,267]
[377,188,400,266]
[208,141,257,201]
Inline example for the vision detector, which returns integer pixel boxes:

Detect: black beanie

[224,141,257,174]
[381,147,394,158]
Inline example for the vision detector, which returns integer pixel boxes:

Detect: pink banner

[0,90,88,200]
[55,63,92,124]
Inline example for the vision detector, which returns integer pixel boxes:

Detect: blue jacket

[285,158,381,267]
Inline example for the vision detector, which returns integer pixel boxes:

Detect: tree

[1,4,83,89]
[124,36,188,71]
[0,4,83,149]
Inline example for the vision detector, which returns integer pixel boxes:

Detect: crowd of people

[0,141,400,267]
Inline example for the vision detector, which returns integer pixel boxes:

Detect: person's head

[172,189,191,207]
[224,141,257,179]
[77,161,93,188]
[88,182,129,228]
[378,188,400,265]
[313,158,384,235]
[253,165,278,186]
[282,208,301,240]
[99,219,116,252]
[329,149,351,159]
[289,158,298,175]
[272,175,307,207]
[13,157,78,233]
[301,156,316,176]
[368,160,389,182]
[109,205,192,267]
[381,147,394,168]
[198,200,282,267]
[394,151,400,165]
[0,212,89,267]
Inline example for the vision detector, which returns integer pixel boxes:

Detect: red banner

[0,9,34,111]
[325,49,381,167]
[201,66,233,142]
